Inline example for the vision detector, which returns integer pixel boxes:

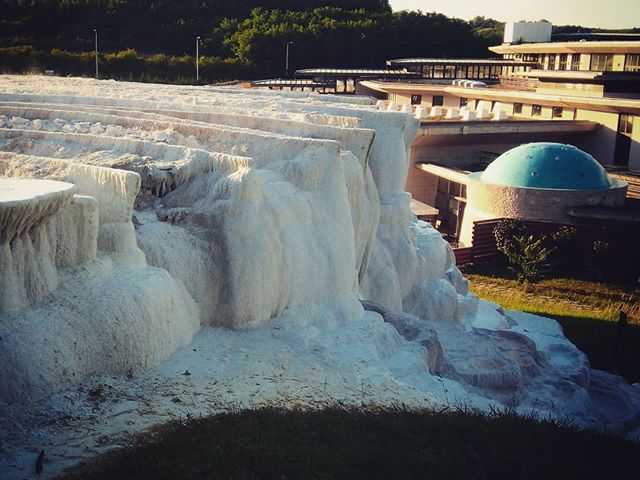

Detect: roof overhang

[359,80,640,115]
[522,69,640,82]
[387,58,537,67]
[417,120,598,137]
[294,68,421,79]
[490,41,640,55]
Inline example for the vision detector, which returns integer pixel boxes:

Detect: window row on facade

[511,52,640,72]
[406,64,527,80]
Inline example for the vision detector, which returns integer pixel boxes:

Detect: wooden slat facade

[454,219,501,266]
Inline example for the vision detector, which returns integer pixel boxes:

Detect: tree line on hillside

[0,2,500,81]
[0,0,390,55]
[218,9,494,76]
[0,1,636,82]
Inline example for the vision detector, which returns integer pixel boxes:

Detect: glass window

[345,78,355,93]
[619,114,634,136]
[432,95,444,107]
[411,95,422,105]
[559,54,568,70]
[532,104,542,116]
[433,65,445,78]
[513,103,523,114]
[552,106,563,118]
[625,54,640,72]
[590,54,614,71]
[571,54,581,71]
[459,97,468,107]
[548,54,556,70]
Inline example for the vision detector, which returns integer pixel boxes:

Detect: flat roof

[410,198,439,217]
[387,58,538,66]
[416,163,470,185]
[553,33,640,41]
[295,68,420,76]
[251,79,334,87]
[490,41,640,55]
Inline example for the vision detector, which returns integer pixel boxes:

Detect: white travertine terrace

[0,75,639,478]
[0,178,77,243]
[0,178,98,312]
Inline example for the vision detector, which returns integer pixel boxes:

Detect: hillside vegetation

[1,2,637,82]
[0,1,499,80]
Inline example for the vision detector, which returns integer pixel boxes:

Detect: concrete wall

[537,82,605,98]
[630,114,640,171]
[405,164,438,206]
[410,131,594,169]
[504,21,552,44]
[575,109,619,165]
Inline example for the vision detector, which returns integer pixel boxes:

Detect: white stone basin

[0,178,77,243]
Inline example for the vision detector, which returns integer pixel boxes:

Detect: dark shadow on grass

[529,312,640,383]
[58,407,640,480]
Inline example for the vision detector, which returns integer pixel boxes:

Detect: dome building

[459,142,628,246]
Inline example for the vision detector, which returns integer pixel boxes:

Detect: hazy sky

[389,0,640,29]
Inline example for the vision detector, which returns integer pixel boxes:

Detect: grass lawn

[59,407,640,480]
[463,261,640,382]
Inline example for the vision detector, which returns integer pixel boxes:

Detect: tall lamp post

[196,36,201,82]
[94,28,99,79]
[285,41,293,78]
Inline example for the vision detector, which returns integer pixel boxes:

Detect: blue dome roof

[480,143,613,190]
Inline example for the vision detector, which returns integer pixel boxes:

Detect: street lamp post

[196,36,200,82]
[94,29,99,79]
[285,41,293,78]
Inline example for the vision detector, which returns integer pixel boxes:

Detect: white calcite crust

[0,178,77,243]
[0,75,638,479]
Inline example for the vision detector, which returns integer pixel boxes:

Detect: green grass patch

[59,407,640,480]
[463,261,640,382]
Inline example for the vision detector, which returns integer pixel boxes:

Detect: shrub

[494,220,554,283]
[0,45,253,83]
[506,235,555,283]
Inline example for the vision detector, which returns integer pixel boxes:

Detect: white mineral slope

[0,101,375,166]
[1,76,640,479]
[0,178,84,311]
[0,176,201,403]
[0,152,140,225]
[0,108,378,323]
[1,300,639,480]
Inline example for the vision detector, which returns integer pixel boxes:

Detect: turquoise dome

[480,143,613,190]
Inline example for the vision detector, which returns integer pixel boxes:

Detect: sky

[388,0,640,29]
